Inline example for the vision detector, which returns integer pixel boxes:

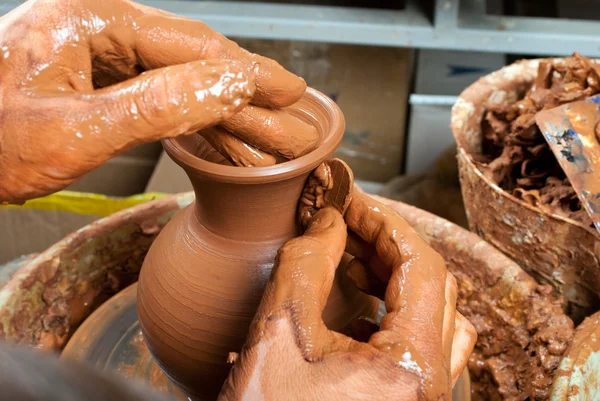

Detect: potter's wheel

[62,283,472,401]
[62,284,187,400]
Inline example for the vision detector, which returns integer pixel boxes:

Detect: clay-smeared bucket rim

[450,58,600,237]
[162,87,345,184]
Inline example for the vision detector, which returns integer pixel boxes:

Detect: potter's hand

[0,0,316,204]
[219,200,477,401]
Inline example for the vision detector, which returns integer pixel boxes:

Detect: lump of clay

[477,52,600,226]
[456,276,574,401]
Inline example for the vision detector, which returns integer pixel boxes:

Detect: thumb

[269,207,347,313]
[251,208,347,358]
[83,59,255,156]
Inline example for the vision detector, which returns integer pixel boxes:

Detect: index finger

[128,14,306,108]
[345,191,451,399]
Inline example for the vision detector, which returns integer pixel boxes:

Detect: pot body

[137,88,379,399]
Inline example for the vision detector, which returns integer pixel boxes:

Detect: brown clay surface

[137,88,380,400]
[476,52,600,226]
[0,0,315,204]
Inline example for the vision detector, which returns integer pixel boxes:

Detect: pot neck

[187,172,307,243]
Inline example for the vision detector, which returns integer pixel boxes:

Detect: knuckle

[134,70,174,130]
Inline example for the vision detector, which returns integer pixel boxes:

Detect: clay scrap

[477,52,600,226]
[298,158,354,226]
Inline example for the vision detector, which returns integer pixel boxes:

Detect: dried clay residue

[0,229,155,351]
[452,269,574,401]
[476,52,600,226]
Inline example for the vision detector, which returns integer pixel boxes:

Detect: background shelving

[2,0,598,56]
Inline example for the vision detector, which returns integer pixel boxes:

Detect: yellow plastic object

[0,191,170,217]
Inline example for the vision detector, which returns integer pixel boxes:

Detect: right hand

[219,191,477,401]
[0,0,317,204]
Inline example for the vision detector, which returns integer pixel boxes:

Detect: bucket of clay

[0,192,574,400]
[451,59,600,322]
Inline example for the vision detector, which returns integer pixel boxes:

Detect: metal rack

[2,0,598,56]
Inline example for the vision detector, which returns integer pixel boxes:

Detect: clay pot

[137,88,380,399]
[451,59,600,322]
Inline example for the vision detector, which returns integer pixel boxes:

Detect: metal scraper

[536,94,600,233]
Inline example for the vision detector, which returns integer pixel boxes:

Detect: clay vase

[451,59,600,323]
[137,88,379,400]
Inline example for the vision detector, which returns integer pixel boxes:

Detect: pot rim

[451,58,600,238]
[162,87,345,184]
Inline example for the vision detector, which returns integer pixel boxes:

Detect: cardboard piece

[65,156,157,196]
[65,141,162,196]
[406,104,455,175]
[414,50,505,96]
[227,0,404,8]
[406,50,506,175]
[146,152,191,193]
[0,209,99,264]
[233,39,413,182]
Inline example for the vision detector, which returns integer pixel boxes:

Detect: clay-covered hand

[218,197,477,400]
[0,0,317,204]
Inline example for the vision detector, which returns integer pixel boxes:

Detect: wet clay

[463,284,573,401]
[219,190,476,401]
[298,158,354,226]
[453,57,600,321]
[137,88,380,400]
[477,52,600,226]
[0,0,310,204]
